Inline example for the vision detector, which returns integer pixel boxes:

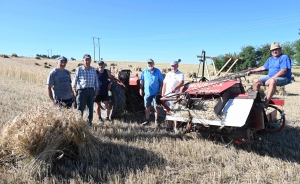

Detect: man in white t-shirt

[162,60,184,134]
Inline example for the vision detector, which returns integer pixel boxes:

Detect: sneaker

[98,117,104,123]
[174,128,180,134]
[141,120,150,126]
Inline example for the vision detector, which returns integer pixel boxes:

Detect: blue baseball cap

[98,60,105,65]
[57,56,67,61]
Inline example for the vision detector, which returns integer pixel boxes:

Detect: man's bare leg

[265,78,276,105]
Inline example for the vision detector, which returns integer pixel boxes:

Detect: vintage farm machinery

[108,69,145,118]
[157,51,286,145]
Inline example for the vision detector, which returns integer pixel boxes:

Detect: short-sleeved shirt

[96,69,109,95]
[140,68,164,96]
[47,68,72,100]
[263,54,292,82]
[72,65,98,90]
[163,70,184,95]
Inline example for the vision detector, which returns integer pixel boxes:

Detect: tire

[110,81,126,118]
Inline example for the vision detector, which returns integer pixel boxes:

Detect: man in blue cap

[140,58,164,126]
[47,56,74,108]
[72,54,98,125]
[94,60,115,122]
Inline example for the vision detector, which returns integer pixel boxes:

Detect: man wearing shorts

[162,60,184,134]
[139,59,164,126]
[94,60,114,122]
[246,42,292,106]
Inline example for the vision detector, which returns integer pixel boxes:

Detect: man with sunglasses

[246,42,292,106]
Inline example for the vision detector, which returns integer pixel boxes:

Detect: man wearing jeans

[139,59,164,126]
[72,54,98,125]
[246,42,292,106]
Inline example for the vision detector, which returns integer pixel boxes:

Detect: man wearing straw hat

[246,42,292,106]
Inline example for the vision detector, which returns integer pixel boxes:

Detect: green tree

[281,42,295,61]
[293,39,300,65]
[238,46,257,70]
[256,44,271,66]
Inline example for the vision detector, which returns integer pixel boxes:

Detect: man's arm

[162,82,167,96]
[246,66,266,75]
[271,69,287,78]
[47,84,55,105]
[172,80,184,93]
[139,80,144,96]
[72,68,79,96]
[159,82,163,95]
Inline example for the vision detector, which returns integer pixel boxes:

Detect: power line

[103,14,300,41]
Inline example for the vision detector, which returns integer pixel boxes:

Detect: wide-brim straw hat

[270,42,281,50]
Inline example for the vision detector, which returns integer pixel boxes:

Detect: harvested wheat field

[0,57,300,183]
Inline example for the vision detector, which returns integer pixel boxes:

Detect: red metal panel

[183,80,238,95]
[269,99,285,106]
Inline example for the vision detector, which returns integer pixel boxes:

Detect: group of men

[47,54,113,125]
[47,42,292,132]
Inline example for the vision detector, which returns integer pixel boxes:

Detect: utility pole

[92,37,96,61]
[97,38,100,61]
[47,49,52,58]
[93,37,101,61]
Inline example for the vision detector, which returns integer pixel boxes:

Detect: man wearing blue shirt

[246,42,292,106]
[139,59,164,126]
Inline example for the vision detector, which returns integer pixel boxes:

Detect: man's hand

[245,71,252,76]
[139,89,144,96]
[171,87,176,93]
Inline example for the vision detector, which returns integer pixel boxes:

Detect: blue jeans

[144,94,158,107]
[260,76,290,86]
[76,88,95,122]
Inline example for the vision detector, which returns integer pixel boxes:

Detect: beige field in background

[0,56,300,183]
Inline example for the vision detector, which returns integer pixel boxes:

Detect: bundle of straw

[0,105,101,178]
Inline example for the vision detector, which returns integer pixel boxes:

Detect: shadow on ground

[48,141,166,183]
[235,122,300,163]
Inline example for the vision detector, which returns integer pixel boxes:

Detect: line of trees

[214,39,300,72]
[35,54,76,60]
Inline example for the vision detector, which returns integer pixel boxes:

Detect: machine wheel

[264,105,286,133]
[110,81,126,119]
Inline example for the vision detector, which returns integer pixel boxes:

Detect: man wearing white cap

[246,42,292,106]
[162,60,184,134]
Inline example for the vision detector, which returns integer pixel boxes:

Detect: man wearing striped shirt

[72,54,98,125]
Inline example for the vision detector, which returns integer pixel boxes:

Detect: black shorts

[94,94,109,102]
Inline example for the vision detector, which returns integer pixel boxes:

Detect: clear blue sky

[1,0,300,63]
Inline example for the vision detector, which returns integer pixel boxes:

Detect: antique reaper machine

[157,51,286,145]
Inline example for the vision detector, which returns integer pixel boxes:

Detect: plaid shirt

[72,66,99,90]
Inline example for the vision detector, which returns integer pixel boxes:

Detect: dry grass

[0,57,300,183]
